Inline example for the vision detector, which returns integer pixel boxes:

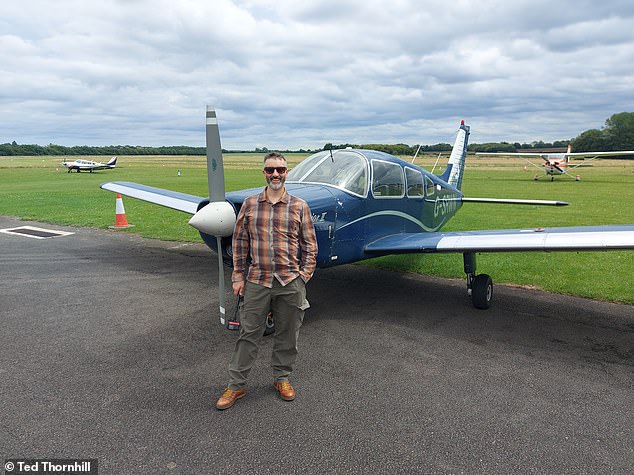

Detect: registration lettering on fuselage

[433,194,459,218]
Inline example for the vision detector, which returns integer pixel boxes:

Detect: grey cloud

[1,0,633,149]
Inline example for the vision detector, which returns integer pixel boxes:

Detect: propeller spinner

[188,106,236,323]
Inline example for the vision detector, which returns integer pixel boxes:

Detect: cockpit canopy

[287,150,368,196]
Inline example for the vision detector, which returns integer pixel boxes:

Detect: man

[216,152,318,410]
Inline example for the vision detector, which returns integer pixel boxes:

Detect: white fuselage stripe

[338,210,441,232]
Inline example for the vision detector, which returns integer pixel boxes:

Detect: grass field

[1,153,633,304]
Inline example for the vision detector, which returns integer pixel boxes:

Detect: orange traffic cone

[110,194,134,229]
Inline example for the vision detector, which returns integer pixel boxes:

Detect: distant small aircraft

[61,157,117,173]
[477,146,634,181]
[101,107,634,326]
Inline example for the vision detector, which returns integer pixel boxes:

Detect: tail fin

[107,157,117,167]
[439,120,470,190]
[564,144,572,163]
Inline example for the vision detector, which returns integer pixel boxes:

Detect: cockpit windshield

[287,150,368,196]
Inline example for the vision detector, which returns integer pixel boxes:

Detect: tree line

[0,142,315,157]
[329,112,634,155]
[0,143,210,157]
[2,112,632,157]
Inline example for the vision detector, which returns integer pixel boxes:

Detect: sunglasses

[263,166,288,174]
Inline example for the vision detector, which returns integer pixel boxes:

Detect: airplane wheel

[472,274,493,309]
[263,312,275,336]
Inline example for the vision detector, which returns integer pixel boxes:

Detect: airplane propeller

[188,106,236,324]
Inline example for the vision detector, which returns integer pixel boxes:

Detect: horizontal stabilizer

[365,225,634,254]
[100,182,206,214]
[462,197,568,206]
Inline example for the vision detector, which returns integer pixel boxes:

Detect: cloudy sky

[2,0,633,150]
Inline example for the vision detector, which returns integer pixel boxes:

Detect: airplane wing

[566,151,634,158]
[563,150,634,171]
[477,150,634,162]
[475,152,548,170]
[100,181,206,214]
[365,225,634,254]
[475,152,547,158]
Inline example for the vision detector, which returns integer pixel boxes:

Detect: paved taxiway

[1,216,633,474]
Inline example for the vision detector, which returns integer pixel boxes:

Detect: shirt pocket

[276,215,300,237]
[288,209,302,234]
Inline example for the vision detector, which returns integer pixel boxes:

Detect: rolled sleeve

[231,204,249,283]
[299,202,318,282]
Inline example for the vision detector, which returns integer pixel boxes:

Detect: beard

[266,174,285,190]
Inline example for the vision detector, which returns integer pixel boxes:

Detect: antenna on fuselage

[410,144,422,164]
[431,152,442,174]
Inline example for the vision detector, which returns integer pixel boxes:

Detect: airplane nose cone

[188,201,236,236]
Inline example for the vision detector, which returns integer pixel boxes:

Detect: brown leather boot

[273,381,295,401]
[216,387,247,410]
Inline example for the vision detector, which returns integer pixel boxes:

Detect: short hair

[263,152,287,165]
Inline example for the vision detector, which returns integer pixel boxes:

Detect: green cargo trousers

[228,277,308,389]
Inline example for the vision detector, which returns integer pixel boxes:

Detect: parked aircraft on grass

[62,157,117,173]
[476,146,634,181]
[100,107,634,329]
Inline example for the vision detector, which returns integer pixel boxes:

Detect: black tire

[263,312,275,336]
[472,274,493,309]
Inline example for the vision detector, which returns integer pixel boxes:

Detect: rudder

[439,121,470,190]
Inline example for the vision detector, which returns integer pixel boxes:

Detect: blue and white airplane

[62,156,117,173]
[101,107,634,325]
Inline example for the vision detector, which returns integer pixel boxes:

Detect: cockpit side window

[425,176,436,198]
[371,160,404,198]
[405,167,424,198]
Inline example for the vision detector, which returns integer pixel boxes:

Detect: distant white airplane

[476,145,634,181]
[61,157,117,173]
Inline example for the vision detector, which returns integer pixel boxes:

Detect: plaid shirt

[231,188,318,288]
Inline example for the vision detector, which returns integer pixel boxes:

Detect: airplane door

[328,192,365,266]
[422,175,441,230]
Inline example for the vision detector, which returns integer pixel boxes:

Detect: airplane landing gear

[464,253,493,309]
[471,274,493,309]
